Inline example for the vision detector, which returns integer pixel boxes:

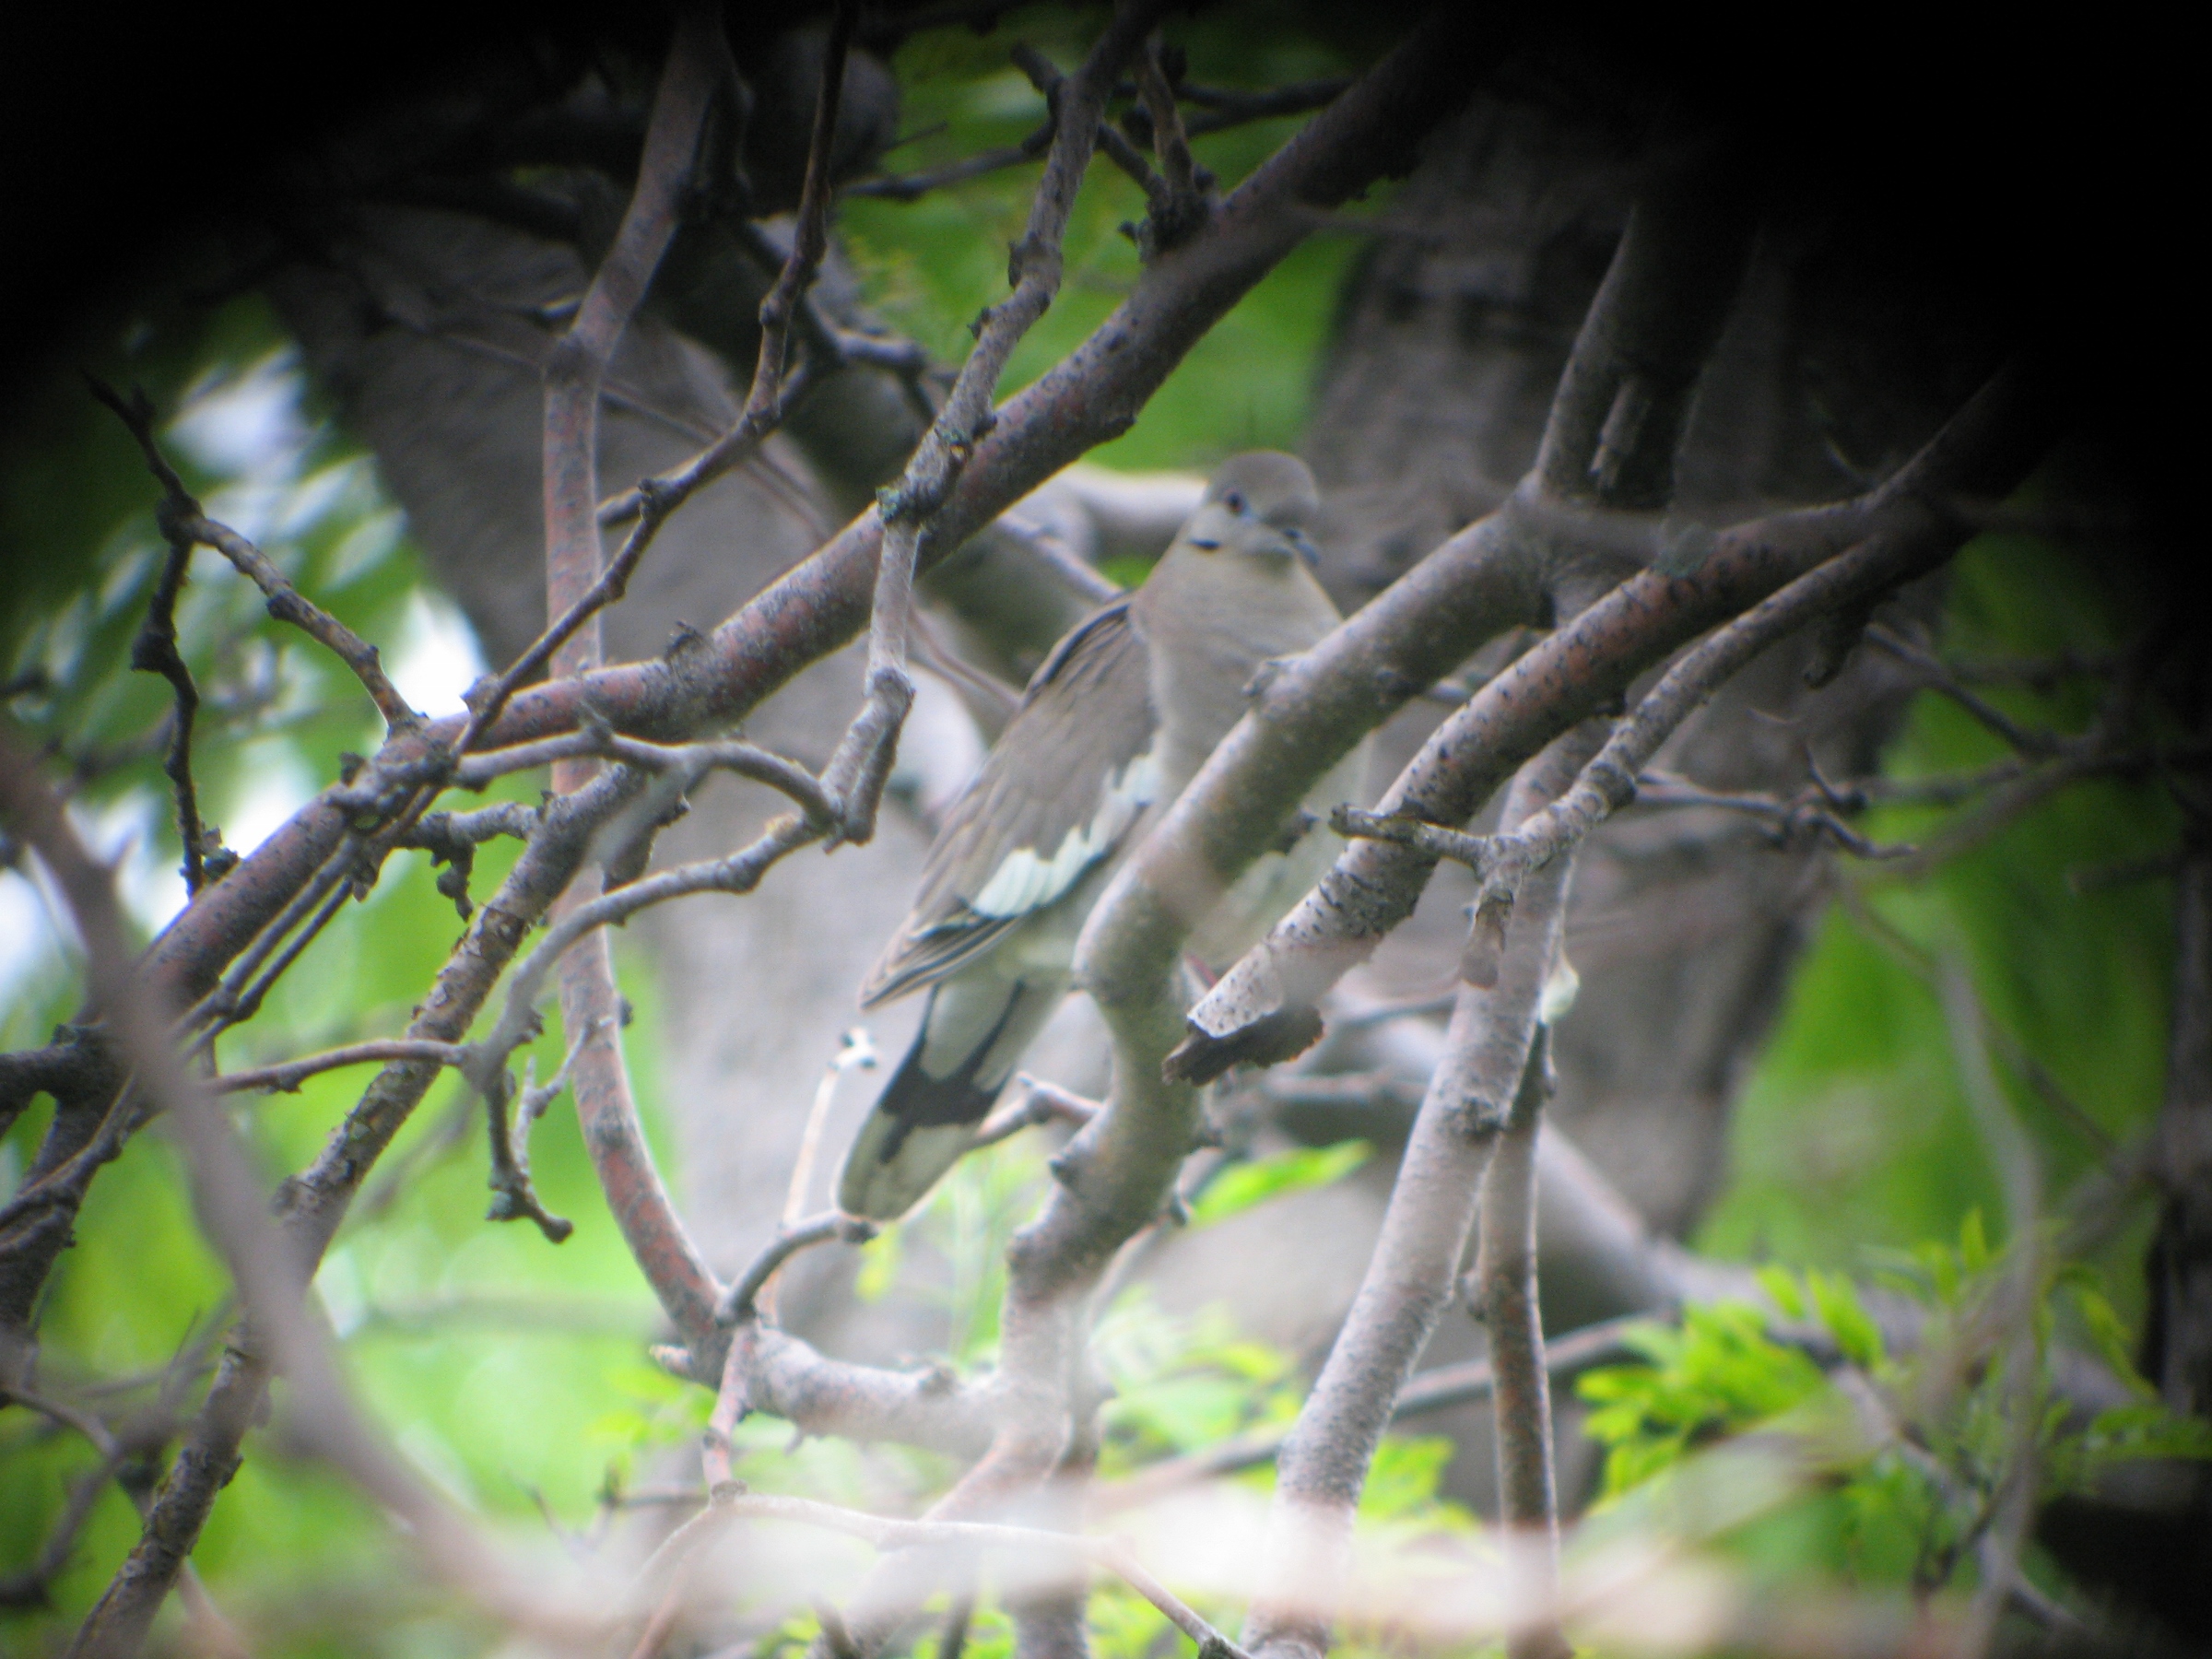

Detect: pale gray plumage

[837,453,1364,1219]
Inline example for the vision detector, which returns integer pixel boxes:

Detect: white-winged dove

[836,452,1366,1219]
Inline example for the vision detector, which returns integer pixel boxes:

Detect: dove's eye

[1221,490,1246,514]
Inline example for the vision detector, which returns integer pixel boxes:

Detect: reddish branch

[525,5,736,1316]
[132,0,1517,1028]
[1332,512,2006,970]
[0,13,1538,1648]
[212,1038,468,1095]
[1174,359,2056,1079]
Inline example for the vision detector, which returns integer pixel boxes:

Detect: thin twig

[179,834,361,1033]
[1865,623,2061,757]
[483,1014,605,1243]
[1012,43,1171,210]
[718,1212,880,1326]
[764,1029,880,1318]
[848,74,1347,201]
[477,812,825,1089]
[522,4,859,739]
[1629,769,1916,860]
[195,872,355,1046]
[88,379,417,732]
[1336,523,1970,986]
[1477,1028,1570,1659]
[585,724,839,823]
[968,1074,1101,1151]
[213,1039,469,1095]
[987,512,1124,606]
[819,10,1148,854]
[1131,35,1209,253]
[0,726,584,1654]
[130,525,208,894]
[594,3,861,534]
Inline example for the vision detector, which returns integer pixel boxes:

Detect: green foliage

[1,314,691,1653]
[843,6,1379,476]
[1186,1139,1370,1230]
[1094,1291,1304,1474]
[1578,1302,1830,1497]
[849,1133,1047,1363]
[5,13,2196,1655]
[1700,525,2177,1302]
[1579,1216,2212,1604]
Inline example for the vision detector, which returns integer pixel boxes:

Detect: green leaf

[2069,1282,2158,1402]
[1807,1271,1885,1370]
[1359,1434,1469,1525]
[853,1222,903,1303]
[2082,1404,2212,1463]
[1958,1207,1991,1274]
[1187,1140,1371,1229]
[1757,1265,1809,1321]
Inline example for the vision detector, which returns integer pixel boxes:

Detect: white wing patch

[969,746,1161,919]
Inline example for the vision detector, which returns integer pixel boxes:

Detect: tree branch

[1340,516,1993,984]
[1176,357,2060,1078]
[1096,1316,1644,1511]
[135,0,1517,1034]
[211,1038,468,1096]
[1241,732,1589,1659]
[718,1212,879,1325]
[75,764,653,1641]
[0,725,606,1656]
[130,524,208,894]
[690,1321,1001,1458]
[825,1,1167,856]
[1477,1029,1570,1659]
[89,378,418,733]
[1081,141,1766,1078]
[526,4,740,1330]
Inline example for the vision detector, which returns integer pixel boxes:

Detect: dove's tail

[835,975,1062,1219]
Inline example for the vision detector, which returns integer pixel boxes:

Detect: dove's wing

[859,600,1160,1008]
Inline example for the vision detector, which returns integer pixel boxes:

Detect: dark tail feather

[872,1026,1004,1159]
[835,992,1015,1219]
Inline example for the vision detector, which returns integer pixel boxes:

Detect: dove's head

[1177,451,1323,571]
[1134,449,1346,782]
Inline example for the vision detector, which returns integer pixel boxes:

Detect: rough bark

[1135,78,2001,1518]
[1300,87,1992,1238]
